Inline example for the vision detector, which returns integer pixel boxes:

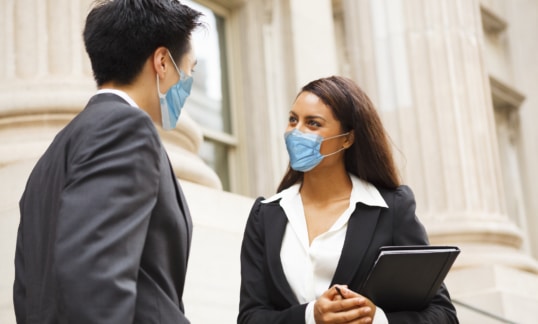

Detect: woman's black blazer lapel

[261,201,383,305]
[331,203,381,288]
[263,201,301,306]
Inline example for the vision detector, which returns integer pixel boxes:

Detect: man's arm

[54,108,161,323]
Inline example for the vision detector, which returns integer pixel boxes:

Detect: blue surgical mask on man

[157,51,193,130]
[284,128,350,172]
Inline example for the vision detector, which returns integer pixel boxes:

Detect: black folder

[358,245,460,312]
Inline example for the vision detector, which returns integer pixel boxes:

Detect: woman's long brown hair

[277,76,400,192]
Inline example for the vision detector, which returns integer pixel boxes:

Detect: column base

[446,265,538,324]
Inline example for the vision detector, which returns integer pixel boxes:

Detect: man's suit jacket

[239,185,459,324]
[14,94,192,323]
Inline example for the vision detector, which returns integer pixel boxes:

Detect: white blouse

[262,175,389,324]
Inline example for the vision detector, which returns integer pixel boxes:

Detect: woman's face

[287,91,349,157]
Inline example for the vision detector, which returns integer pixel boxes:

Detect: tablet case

[358,245,460,312]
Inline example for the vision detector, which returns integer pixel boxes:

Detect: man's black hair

[83,0,203,86]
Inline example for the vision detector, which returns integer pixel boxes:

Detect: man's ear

[343,131,354,149]
[153,47,169,79]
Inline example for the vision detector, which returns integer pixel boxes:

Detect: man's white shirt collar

[96,89,139,108]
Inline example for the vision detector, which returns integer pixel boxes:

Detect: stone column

[342,0,538,321]
[343,0,538,272]
[0,0,219,188]
[287,0,339,88]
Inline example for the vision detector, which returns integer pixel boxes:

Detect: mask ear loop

[322,147,345,158]
[167,51,182,79]
[157,50,181,96]
[156,74,164,96]
[320,132,351,157]
[322,132,351,141]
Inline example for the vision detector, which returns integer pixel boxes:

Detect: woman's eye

[308,120,321,127]
[288,116,297,124]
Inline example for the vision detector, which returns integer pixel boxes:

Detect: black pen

[335,286,345,299]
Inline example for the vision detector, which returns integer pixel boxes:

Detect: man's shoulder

[84,93,147,119]
[47,94,157,156]
[70,94,153,134]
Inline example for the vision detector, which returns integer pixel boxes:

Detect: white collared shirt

[96,88,139,108]
[262,174,389,324]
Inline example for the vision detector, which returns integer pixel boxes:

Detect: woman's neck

[300,166,352,204]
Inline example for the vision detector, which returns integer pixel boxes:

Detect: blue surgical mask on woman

[157,51,193,130]
[284,128,350,172]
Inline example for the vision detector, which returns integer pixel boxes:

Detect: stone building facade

[1,0,537,323]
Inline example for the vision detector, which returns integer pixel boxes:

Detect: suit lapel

[164,151,192,252]
[331,203,381,287]
[262,201,382,305]
[264,203,300,305]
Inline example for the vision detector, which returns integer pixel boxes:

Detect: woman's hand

[313,285,377,324]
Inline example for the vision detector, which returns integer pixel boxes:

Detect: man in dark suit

[13,1,202,323]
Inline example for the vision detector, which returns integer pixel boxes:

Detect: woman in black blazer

[238,76,459,324]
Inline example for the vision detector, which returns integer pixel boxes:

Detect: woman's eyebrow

[305,115,327,121]
[289,111,327,121]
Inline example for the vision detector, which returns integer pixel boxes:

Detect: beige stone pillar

[344,0,538,272]
[288,0,339,88]
[0,0,219,188]
[342,0,538,321]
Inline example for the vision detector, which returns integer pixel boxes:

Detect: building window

[183,0,235,191]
